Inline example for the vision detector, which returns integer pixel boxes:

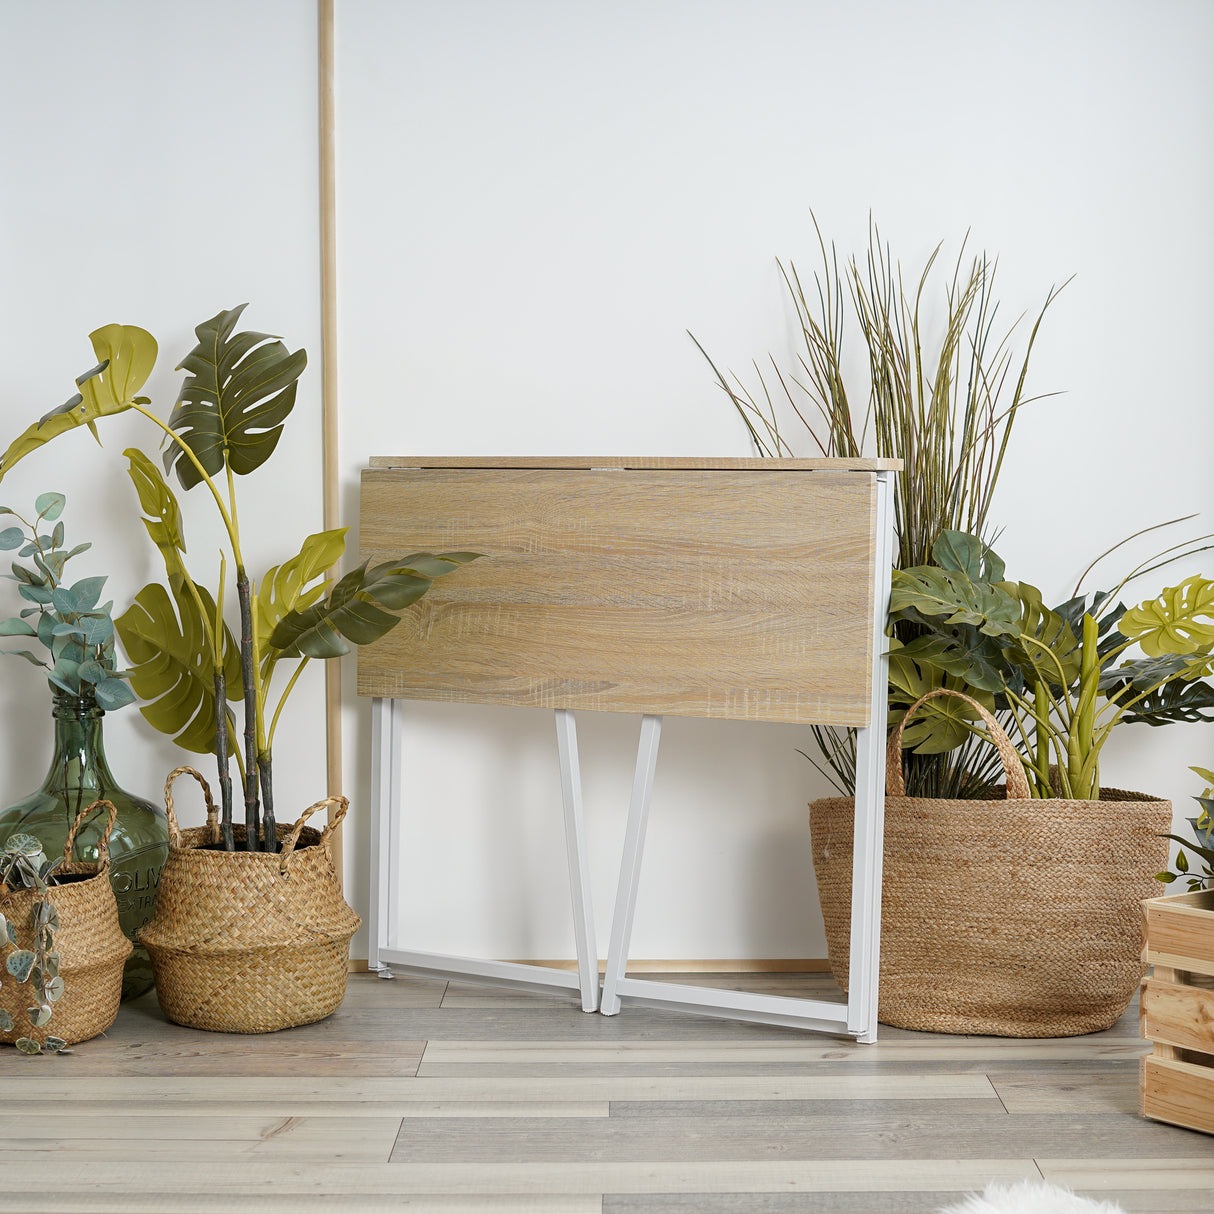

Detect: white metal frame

[368,701,600,1012]
[367,469,895,1040]
[598,471,895,1041]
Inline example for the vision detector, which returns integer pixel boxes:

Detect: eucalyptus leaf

[94,676,137,710]
[69,576,106,611]
[35,492,66,521]
[0,527,23,550]
[0,617,36,636]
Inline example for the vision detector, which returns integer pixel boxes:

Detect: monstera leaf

[932,529,1006,583]
[116,579,243,755]
[269,552,480,660]
[1119,575,1214,657]
[1000,581,1082,690]
[255,528,348,660]
[0,325,158,480]
[125,448,187,579]
[164,304,307,491]
[889,565,1022,638]
[888,649,996,753]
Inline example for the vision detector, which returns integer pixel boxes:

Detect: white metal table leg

[846,469,895,1042]
[555,709,600,1012]
[368,697,402,977]
[599,714,663,1016]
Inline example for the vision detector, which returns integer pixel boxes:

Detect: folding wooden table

[358,456,897,1040]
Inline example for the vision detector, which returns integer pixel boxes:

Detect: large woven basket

[1,801,133,1048]
[138,768,361,1034]
[810,688,1171,1037]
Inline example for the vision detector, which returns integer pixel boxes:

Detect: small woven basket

[1,801,133,1047]
[810,688,1171,1037]
[137,767,361,1034]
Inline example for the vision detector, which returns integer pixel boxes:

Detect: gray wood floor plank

[387,1111,1204,1164]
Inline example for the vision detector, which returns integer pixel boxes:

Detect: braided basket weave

[137,768,361,1034]
[1,801,132,1047]
[810,688,1171,1037]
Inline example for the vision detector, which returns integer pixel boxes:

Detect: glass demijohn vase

[0,687,169,999]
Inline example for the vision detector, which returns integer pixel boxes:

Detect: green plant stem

[267,657,310,751]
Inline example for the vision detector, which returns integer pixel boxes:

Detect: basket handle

[62,799,120,865]
[163,766,220,847]
[886,688,1031,799]
[278,795,349,872]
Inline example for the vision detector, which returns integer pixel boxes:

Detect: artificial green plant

[0,832,69,1055]
[888,529,1214,799]
[0,306,479,853]
[692,215,1069,796]
[0,493,134,711]
[1156,766,1214,891]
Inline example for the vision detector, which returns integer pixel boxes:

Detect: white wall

[3,0,1212,965]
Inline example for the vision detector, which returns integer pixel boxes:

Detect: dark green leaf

[164,305,307,490]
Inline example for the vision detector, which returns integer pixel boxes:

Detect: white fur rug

[938,1180,1127,1214]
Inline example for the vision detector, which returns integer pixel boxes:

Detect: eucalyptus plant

[0,832,69,1055]
[888,529,1214,799]
[0,493,134,710]
[0,306,479,852]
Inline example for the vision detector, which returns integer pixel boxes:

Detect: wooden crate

[1140,889,1214,1135]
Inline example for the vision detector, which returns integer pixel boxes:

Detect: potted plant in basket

[0,307,480,1032]
[695,215,1214,1035]
[0,494,167,1001]
[810,526,1214,1035]
[1,801,132,1054]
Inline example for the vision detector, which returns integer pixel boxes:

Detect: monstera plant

[0,307,478,851]
[888,530,1214,799]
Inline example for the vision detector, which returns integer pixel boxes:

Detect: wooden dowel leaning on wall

[319,0,344,881]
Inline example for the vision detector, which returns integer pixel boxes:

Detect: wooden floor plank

[388,1111,1197,1164]
[0,1158,1044,1195]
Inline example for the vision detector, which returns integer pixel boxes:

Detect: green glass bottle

[0,688,169,1000]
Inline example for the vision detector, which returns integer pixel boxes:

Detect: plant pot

[809,689,1171,1037]
[1140,888,1214,1135]
[137,768,361,1034]
[1,801,133,1048]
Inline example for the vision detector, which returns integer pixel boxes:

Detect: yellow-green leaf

[1119,576,1214,657]
[255,528,347,656]
[0,325,157,481]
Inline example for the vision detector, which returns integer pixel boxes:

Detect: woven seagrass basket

[137,767,361,1034]
[810,688,1171,1037]
[1,800,133,1048]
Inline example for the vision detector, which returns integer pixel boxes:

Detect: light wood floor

[2,972,1212,1213]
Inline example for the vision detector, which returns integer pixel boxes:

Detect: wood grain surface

[357,464,880,725]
